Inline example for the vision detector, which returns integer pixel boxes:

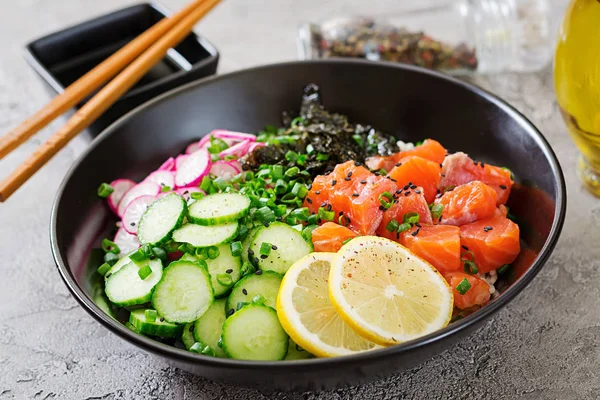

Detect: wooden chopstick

[0,0,221,202]
[0,0,212,161]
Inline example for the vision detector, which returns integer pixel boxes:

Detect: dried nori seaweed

[240,84,398,176]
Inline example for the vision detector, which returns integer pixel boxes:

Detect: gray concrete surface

[0,0,595,399]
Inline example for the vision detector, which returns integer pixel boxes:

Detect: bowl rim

[50,59,566,371]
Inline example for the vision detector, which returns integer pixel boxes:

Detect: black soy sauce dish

[50,60,566,392]
[25,2,219,138]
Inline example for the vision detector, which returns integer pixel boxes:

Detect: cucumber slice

[194,298,227,358]
[188,193,250,225]
[172,222,238,248]
[250,222,312,274]
[226,271,282,312]
[129,309,182,338]
[105,259,163,307]
[183,244,242,297]
[105,254,132,279]
[221,304,288,360]
[182,323,196,350]
[241,227,259,265]
[151,260,214,323]
[285,338,314,360]
[138,193,187,245]
[93,293,116,319]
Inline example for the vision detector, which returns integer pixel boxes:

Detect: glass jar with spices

[298,0,553,75]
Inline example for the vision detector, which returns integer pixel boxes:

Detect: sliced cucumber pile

[182,323,196,350]
[193,298,227,358]
[250,222,313,274]
[138,193,187,245]
[188,193,250,225]
[181,244,242,298]
[152,260,214,323]
[172,222,238,248]
[105,259,163,307]
[226,270,282,312]
[221,304,288,361]
[129,309,182,338]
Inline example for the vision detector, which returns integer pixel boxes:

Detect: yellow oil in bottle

[554,0,600,195]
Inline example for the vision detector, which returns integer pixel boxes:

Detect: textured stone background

[3,0,598,399]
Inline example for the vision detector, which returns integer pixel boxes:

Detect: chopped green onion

[316,153,329,161]
[430,203,444,220]
[284,167,300,178]
[194,247,208,259]
[210,154,221,162]
[151,247,167,263]
[291,182,308,198]
[230,241,242,257]
[138,265,153,280]
[213,177,229,191]
[102,238,120,254]
[286,215,298,225]
[378,168,387,175]
[302,225,317,242]
[415,140,424,147]
[252,295,266,305]
[236,301,248,311]
[291,116,304,127]
[318,207,335,221]
[280,194,297,206]
[97,262,112,276]
[342,238,353,245]
[199,176,213,192]
[397,222,411,233]
[103,252,119,266]
[207,136,229,154]
[274,204,287,217]
[292,207,310,221]
[161,186,171,193]
[501,166,515,180]
[306,144,315,154]
[378,192,394,209]
[201,346,216,356]
[241,261,255,276]
[270,165,283,180]
[145,309,158,322]
[237,224,249,240]
[296,154,307,166]
[463,260,478,274]
[259,242,272,256]
[386,220,399,232]
[403,212,420,225]
[450,314,464,323]
[307,214,319,225]
[244,171,255,182]
[256,168,271,179]
[189,342,205,353]
[191,191,205,200]
[456,278,471,295]
[97,182,114,198]
[216,273,233,287]
[285,150,299,163]
[352,134,364,147]
[129,248,147,263]
[207,246,220,260]
[497,264,512,275]
[275,179,288,195]
[257,206,276,223]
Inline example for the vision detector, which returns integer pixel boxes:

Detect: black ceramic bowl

[50,60,566,392]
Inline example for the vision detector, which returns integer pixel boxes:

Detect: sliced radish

[175,154,190,169]
[185,141,201,154]
[175,149,211,188]
[219,140,251,158]
[113,227,140,258]
[226,160,242,172]
[210,161,240,180]
[145,170,175,189]
[117,181,160,216]
[107,179,135,215]
[212,129,256,142]
[122,195,157,234]
[247,141,266,153]
[158,157,176,171]
[175,187,205,202]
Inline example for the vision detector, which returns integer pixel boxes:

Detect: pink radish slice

[117,181,160,217]
[158,157,176,171]
[219,140,251,158]
[175,154,190,169]
[226,160,242,172]
[175,149,211,188]
[210,161,240,180]
[185,141,201,154]
[114,228,140,258]
[107,179,135,215]
[212,129,256,142]
[175,187,205,202]
[122,195,157,234]
[145,170,175,189]
[247,142,266,153]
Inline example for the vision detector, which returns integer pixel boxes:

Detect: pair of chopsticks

[0,0,221,202]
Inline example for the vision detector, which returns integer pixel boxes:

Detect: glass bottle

[298,0,553,75]
[554,0,600,196]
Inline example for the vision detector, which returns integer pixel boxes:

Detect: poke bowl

[50,60,566,391]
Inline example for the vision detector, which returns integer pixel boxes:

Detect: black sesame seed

[374,172,380,176]
[360,180,367,184]
[306,198,312,204]
[410,184,417,189]
[411,228,420,237]
[130,222,135,226]
[255,270,263,275]
[379,205,386,211]
[415,223,422,228]
[276,217,282,221]
[315,191,320,195]
[404,191,411,196]
[441,173,446,177]
[481,162,485,168]
[326,204,332,211]
[354,161,361,167]
[160,317,165,322]
[226,269,233,274]
[395,163,402,167]
[260,254,268,259]
[461,245,469,250]
[189,324,195,332]
[403,184,410,191]
[307,184,312,190]
[332,180,337,186]
[321,202,327,208]
[227,309,234,316]
[248,249,254,256]
[439,163,443,168]
[253,257,260,264]
[345,216,351,225]
[272,245,278,250]
[105,273,112,279]
[263,221,270,227]
[352,193,359,197]
[396,190,403,194]
[347,171,353,178]
[339,211,344,216]
[344,177,351,181]
[436,193,442,199]
[474,160,478,166]
[389,178,397,182]
[499,185,507,189]
[242,288,248,295]
[414,190,421,194]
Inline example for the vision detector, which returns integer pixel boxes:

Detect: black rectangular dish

[24,2,219,137]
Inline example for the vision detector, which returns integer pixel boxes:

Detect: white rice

[396,140,415,152]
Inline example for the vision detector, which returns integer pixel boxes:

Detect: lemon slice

[329,236,453,345]
[276,252,379,358]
